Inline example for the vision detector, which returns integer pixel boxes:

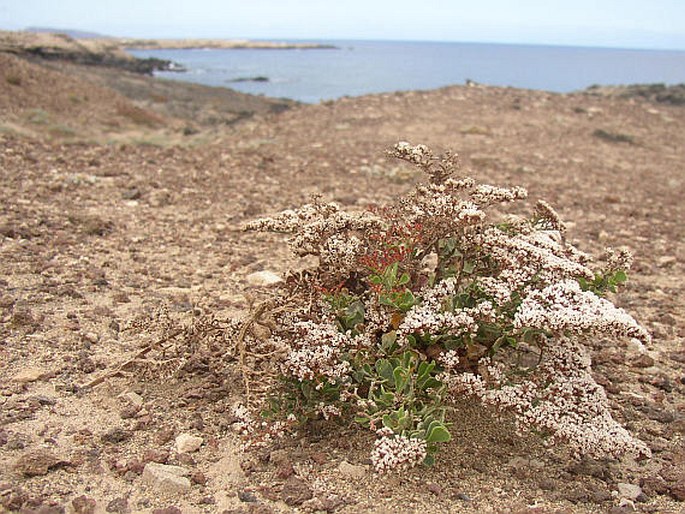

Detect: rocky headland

[0,30,335,75]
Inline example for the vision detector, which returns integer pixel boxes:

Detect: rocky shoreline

[0,30,335,76]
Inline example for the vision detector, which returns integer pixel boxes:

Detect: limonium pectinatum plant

[235,142,651,472]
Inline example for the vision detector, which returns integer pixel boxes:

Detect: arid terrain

[1,45,684,514]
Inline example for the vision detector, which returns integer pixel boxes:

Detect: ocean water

[130,41,685,104]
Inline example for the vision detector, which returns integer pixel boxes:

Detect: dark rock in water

[228,76,270,83]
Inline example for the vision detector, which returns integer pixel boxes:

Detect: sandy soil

[1,52,684,514]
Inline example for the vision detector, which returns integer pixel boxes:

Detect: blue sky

[1,0,684,50]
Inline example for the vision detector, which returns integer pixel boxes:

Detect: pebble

[190,471,207,485]
[175,433,203,453]
[631,354,655,368]
[120,391,144,408]
[426,482,442,496]
[141,463,191,494]
[105,497,129,513]
[338,460,366,478]
[656,256,676,268]
[101,428,132,444]
[617,483,643,501]
[246,271,282,287]
[83,332,99,344]
[12,367,47,384]
[72,495,97,514]
[238,489,258,502]
[14,449,63,476]
[281,477,313,506]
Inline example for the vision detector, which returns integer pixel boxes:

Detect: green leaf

[393,366,409,393]
[423,454,435,467]
[426,425,451,443]
[375,359,394,383]
[381,331,398,353]
[398,273,410,286]
[613,270,627,283]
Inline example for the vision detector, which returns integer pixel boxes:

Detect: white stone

[83,332,99,344]
[617,483,642,501]
[119,391,144,408]
[246,271,282,287]
[338,460,366,478]
[175,433,203,453]
[142,463,191,493]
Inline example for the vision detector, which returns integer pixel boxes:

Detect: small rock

[246,271,282,287]
[12,367,47,384]
[106,497,129,513]
[338,460,366,478]
[120,391,144,408]
[455,492,472,501]
[101,428,132,444]
[632,355,655,368]
[191,470,207,485]
[122,188,142,201]
[83,332,99,344]
[538,478,557,491]
[142,463,191,494]
[281,477,313,506]
[427,482,442,495]
[670,479,685,501]
[276,461,295,479]
[176,452,195,466]
[656,256,676,268]
[142,449,169,464]
[119,405,140,419]
[238,489,258,502]
[175,433,203,453]
[617,483,643,501]
[590,488,613,503]
[155,428,175,444]
[14,449,64,476]
[72,495,97,514]
[310,451,327,464]
[639,475,669,496]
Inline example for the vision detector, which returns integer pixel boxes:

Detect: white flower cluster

[443,337,651,459]
[534,199,567,234]
[232,403,293,448]
[392,141,432,166]
[371,434,428,473]
[282,320,352,382]
[478,227,595,290]
[400,183,485,230]
[245,199,383,275]
[470,184,528,206]
[514,279,651,344]
[605,246,634,271]
[438,349,461,369]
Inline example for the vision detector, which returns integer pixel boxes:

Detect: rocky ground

[0,51,684,514]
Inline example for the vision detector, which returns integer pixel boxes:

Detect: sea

[129,40,685,104]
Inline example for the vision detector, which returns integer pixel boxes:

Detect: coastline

[0,30,336,75]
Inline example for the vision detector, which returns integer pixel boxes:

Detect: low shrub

[236,142,651,471]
